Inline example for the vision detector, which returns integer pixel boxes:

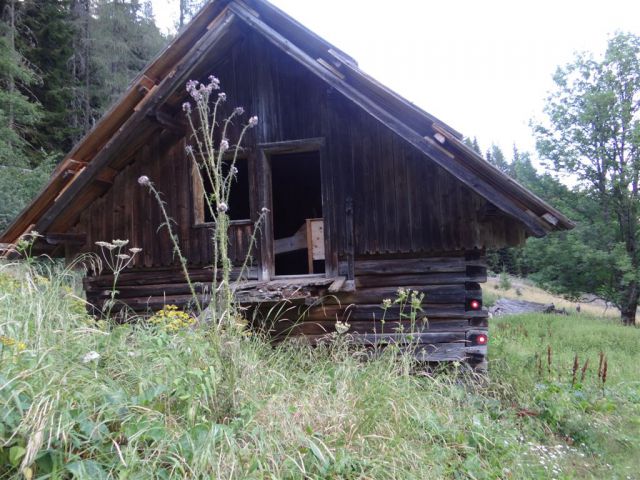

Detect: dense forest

[0,2,639,323]
[0,0,206,230]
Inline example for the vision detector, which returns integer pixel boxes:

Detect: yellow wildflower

[148,305,196,333]
[1,335,27,352]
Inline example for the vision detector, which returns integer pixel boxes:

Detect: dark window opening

[203,158,250,222]
[271,151,324,276]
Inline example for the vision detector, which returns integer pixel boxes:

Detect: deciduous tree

[535,32,640,325]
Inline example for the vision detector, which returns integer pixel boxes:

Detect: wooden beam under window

[257,137,324,154]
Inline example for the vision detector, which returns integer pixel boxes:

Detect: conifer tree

[92,0,165,110]
[0,0,42,167]
[485,144,509,173]
[19,0,76,154]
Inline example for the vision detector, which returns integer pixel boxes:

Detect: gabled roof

[0,0,573,245]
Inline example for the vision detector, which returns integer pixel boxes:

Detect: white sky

[152,0,640,164]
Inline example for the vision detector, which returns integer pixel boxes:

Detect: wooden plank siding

[67,29,524,271]
[84,254,487,360]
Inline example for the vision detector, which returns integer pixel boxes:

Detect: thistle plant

[139,75,261,330]
[381,287,426,335]
[94,239,142,317]
[182,75,258,326]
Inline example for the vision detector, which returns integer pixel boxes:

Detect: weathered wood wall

[84,252,488,366]
[71,132,255,270]
[70,27,526,275]
[70,26,508,366]
[266,253,487,337]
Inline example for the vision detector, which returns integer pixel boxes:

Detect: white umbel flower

[82,351,101,363]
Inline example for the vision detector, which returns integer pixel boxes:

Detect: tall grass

[1,262,639,479]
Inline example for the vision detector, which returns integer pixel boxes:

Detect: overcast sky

[152,0,640,165]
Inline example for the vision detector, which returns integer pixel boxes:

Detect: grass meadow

[0,262,639,479]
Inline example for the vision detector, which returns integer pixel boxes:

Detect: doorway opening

[271,151,324,276]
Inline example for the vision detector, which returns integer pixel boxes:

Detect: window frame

[191,151,255,228]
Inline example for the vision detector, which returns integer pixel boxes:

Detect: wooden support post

[257,150,273,280]
[345,196,355,283]
[306,220,313,274]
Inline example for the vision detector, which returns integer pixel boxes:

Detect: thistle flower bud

[186,79,198,93]
[218,92,227,101]
[182,102,192,113]
[185,145,194,155]
[248,115,258,127]
[138,175,150,186]
[234,106,245,116]
[218,202,228,213]
[208,75,220,89]
[220,139,229,152]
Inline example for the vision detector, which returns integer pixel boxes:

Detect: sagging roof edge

[0,0,573,245]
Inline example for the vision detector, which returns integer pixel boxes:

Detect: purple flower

[248,115,258,127]
[138,175,150,186]
[208,75,220,89]
[218,202,228,213]
[185,145,194,155]
[186,80,199,93]
[218,92,227,101]
[234,106,245,116]
[220,139,229,152]
[182,102,192,113]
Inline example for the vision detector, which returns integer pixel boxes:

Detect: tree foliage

[534,32,640,324]
[0,0,42,167]
[0,0,167,231]
[92,0,165,108]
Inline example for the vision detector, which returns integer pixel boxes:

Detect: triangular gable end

[0,0,573,245]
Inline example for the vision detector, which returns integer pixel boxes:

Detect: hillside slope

[486,274,623,320]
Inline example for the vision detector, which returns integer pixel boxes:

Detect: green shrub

[499,270,512,290]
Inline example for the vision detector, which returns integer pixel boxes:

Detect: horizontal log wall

[84,265,258,313]
[260,253,488,342]
[83,251,487,364]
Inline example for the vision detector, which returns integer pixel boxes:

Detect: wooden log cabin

[0,0,573,369]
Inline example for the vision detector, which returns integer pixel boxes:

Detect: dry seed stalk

[580,358,589,383]
[571,354,579,386]
[598,351,604,380]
